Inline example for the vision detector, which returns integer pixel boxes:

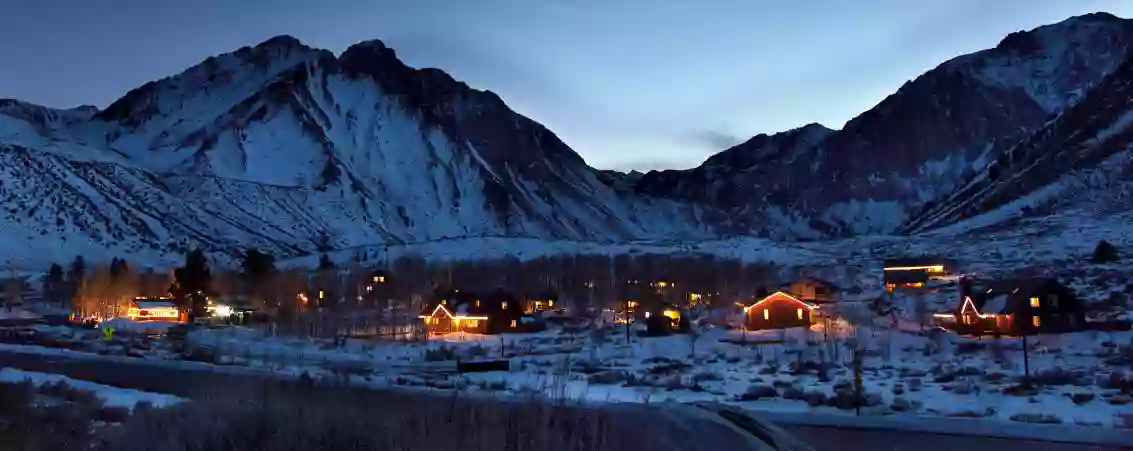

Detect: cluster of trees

[41,256,174,319]
[40,247,805,322]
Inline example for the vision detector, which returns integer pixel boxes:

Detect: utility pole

[1022,333,1030,380]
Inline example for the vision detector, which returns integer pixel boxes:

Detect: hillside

[0,36,725,267]
[636,12,1133,238]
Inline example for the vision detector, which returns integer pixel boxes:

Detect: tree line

[40,248,803,321]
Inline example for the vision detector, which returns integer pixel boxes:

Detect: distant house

[883,257,953,291]
[782,277,838,304]
[744,291,819,331]
[128,298,187,323]
[420,290,525,335]
[936,278,1086,336]
[523,292,559,314]
[643,302,685,334]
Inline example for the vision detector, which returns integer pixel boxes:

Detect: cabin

[128,298,187,323]
[523,292,559,314]
[420,290,525,335]
[883,257,952,291]
[744,291,819,331]
[936,278,1086,337]
[643,302,686,335]
[782,277,838,304]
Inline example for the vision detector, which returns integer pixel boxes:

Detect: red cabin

[744,291,819,331]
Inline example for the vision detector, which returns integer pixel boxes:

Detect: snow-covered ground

[164,322,1133,429]
[0,367,184,409]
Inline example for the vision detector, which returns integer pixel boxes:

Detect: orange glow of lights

[745,291,818,312]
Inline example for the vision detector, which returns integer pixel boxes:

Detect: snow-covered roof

[981,294,1010,314]
[134,300,176,309]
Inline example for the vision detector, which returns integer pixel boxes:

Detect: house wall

[424,316,488,335]
[745,295,813,330]
[1015,282,1087,335]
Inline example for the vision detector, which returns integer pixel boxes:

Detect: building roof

[883,257,949,268]
[750,291,820,310]
[968,278,1063,315]
[134,300,176,309]
[423,290,517,317]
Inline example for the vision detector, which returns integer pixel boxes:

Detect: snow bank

[0,367,184,409]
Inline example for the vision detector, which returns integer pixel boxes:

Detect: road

[0,350,1127,451]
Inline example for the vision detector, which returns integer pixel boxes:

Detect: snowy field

[58,321,1116,430]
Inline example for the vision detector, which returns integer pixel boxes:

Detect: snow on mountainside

[905,51,1133,235]
[636,12,1133,238]
[0,36,725,267]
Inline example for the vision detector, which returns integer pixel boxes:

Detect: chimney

[959,276,973,303]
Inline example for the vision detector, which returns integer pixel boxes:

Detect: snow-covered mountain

[904,49,1133,234]
[0,36,725,267]
[636,12,1133,238]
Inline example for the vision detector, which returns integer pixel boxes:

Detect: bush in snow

[586,371,627,385]
[1091,240,1119,264]
[424,345,457,362]
[1010,413,1063,424]
[737,384,778,401]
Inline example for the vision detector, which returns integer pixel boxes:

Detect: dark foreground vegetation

[0,376,795,451]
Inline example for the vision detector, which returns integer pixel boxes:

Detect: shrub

[1091,240,1119,264]
[424,344,457,361]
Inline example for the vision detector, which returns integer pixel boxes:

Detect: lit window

[548,300,554,307]
[963,316,971,325]
[763,309,769,320]
[467,319,479,327]
[645,311,652,318]
[441,299,447,305]
[796,308,803,320]
[372,276,385,283]
[475,300,481,307]
[1030,297,1040,308]
[318,290,324,299]
[501,301,508,309]
[1032,316,1041,328]
[510,319,517,328]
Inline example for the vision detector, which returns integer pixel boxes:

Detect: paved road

[0,351,1127,451]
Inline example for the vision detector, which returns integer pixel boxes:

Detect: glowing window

[1030,297,1040,308]
[501,301,508,309]
[475,300,481,307]
[510,319,517,328]
[441,299,447,305]
[318,290,324,299]
[763,309,769,320]
[467,319,479,327]
[796,308,803,320]
[1032,316,1041,328]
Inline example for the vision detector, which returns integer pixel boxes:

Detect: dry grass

[91,379,667,451]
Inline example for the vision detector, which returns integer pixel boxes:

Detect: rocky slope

[0,36,724,267]
[636,12,1133,238]
[904,50,1133,234]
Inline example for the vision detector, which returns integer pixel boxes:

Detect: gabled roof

[747,291,820,311]
[969,278,1063,315]
[423,290,517,317]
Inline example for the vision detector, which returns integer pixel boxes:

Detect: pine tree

[44,263,65,308]
[174,249,212,319]
[1091,240,1119,264]
[241,248,276,310]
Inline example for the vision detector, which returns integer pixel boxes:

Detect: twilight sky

[1,0,1130,171]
